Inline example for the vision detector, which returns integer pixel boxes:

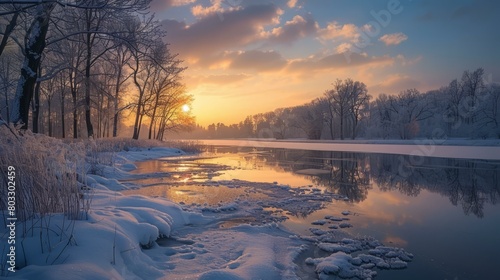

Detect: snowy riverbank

[199,139,500,160]
[3,146,414,280]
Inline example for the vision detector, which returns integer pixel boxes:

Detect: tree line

[0,0,194,140]
[179,68,499,140]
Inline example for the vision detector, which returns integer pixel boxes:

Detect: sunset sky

[150,0,500,126]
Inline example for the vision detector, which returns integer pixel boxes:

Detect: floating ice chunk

[307,252,377,280]
[376,261,390,269]
[325,215,344,221]
[339,222,353,228]
[201,202,238,212]
[361,263,376,269]
[368,246,413,262]
[310,228,328,236]
[318,243,355,253]
[358,254,384,264]
[390,260,408,269]
[311,219,327,225]
[341,210,350,216]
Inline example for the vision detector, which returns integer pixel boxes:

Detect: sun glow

[182,104,190,112]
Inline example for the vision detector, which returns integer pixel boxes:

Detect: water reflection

[203,146,500,218]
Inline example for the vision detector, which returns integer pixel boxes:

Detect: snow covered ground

[3,146,413,280]
[199,139,500,160]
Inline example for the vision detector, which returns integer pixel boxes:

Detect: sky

[149,0,500,126]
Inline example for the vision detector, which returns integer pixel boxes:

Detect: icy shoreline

[5,147,413,280]
[199,139,500,160]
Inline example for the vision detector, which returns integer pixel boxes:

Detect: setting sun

[182,104,190,112]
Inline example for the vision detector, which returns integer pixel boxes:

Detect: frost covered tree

[9,2,56,129]
[477,84,500,138]
[1,0,153,135]
[460,68,485,124]
[291,98,327,140]
[141,42,185,139]
[388,89,433,139]
[155,85,195,140]
[325,78,369,139]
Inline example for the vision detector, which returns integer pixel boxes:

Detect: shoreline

[197,139,500,160]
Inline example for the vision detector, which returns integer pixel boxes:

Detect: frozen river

[123,142,500,279]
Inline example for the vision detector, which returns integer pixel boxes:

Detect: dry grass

[0,126,88,223]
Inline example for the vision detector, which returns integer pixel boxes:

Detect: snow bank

[4,146,310,280]
[5,147,201,280]
[200,139,500,160]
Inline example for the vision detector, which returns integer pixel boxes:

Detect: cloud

[264,14,318,44]
[150,0,196,11]
[288,52,394,73]
[200,74,251,84]
[369,74,421,95]
[287,0,298,8]
[191,0,244,18]
[379,32,408,46]
[191,0,224,18]
[335,42,354,54]
[318,21,365,42]
[161,4,281,59]
[225,50,287,71]
[396,54,422,66]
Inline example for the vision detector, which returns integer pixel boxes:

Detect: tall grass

[0,126,88,223]
[0,130,201,273]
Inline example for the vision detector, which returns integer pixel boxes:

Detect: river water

[124,143,500,279]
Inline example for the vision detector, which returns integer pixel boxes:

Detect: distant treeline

[175,68,500,140]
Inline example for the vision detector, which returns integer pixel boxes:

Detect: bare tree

[155,86,194,140]
[143,43,184,139]
[460,68,485,125]
[347,80,370,139]
[325,78,368,139]
[388,89,433,139]
[291,98,327,140]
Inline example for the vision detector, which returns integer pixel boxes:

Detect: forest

[181,68,500,140]
[0,1,194,140]
[1,2,499,142]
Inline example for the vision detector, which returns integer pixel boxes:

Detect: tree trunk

[10,4,54,129]
[83,8,95,138]
[47,98,52,137]
[32,72,41,133]
[340,107,344,140]
[0,12,19,58]
[148,97,159,139]
[72,87,78,138]
[61,93,66,138]
[132,62,143,139]
[84,33,94,138]
[112,63,123,137]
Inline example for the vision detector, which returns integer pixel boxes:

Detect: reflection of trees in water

[370,155,500,218]
[248,150,372,203]
[311,152,371,203]
[204,146,500,218]
[264,149,500,218]
[443,160,500,218]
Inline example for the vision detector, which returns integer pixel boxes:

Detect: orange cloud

[379,32,408,46]
[162,4,281,60]
[264,14,318,44]
[287,0,298,8]
[318,21,364,42]
[150,0,196,11]
[369,74,421,95]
